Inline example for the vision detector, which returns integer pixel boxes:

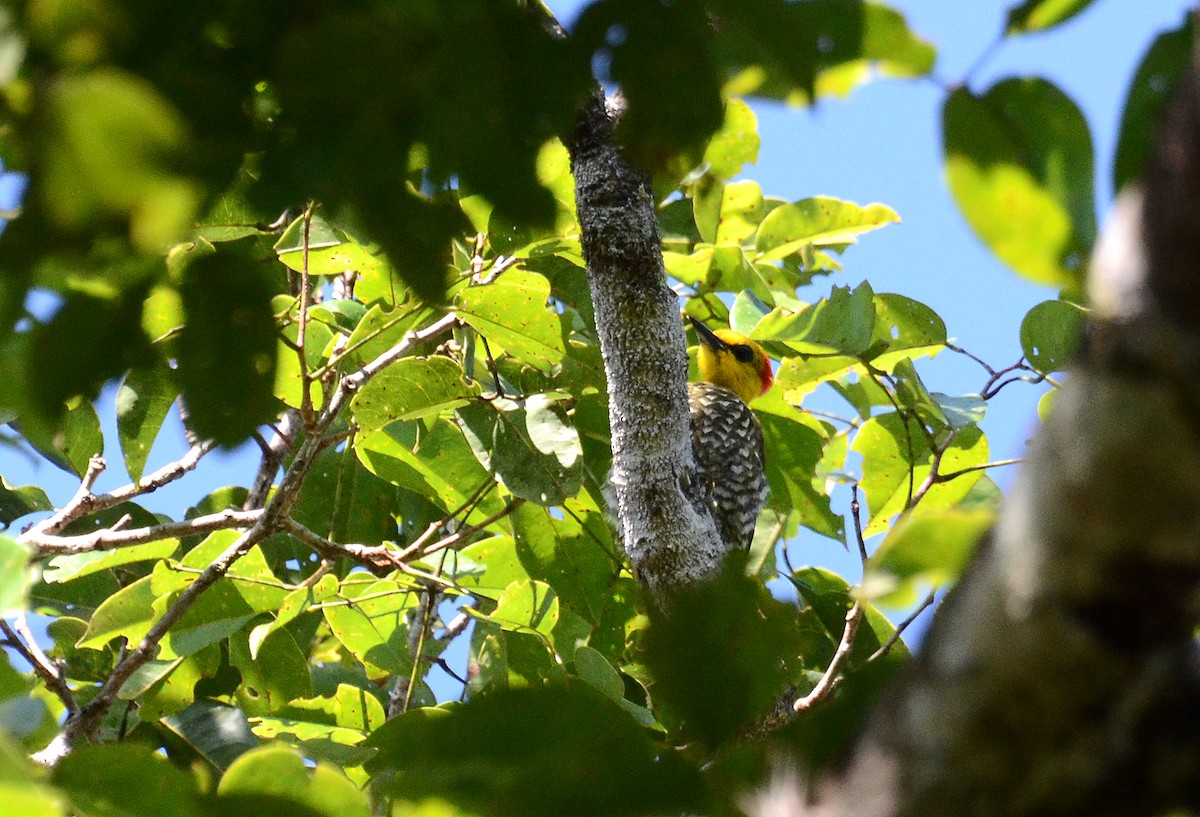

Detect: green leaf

[456,271,566,374]
[230,629,313,716]
[289,446,399,549]
[249,574,339,658]
[482,580,559,637]
[891,359,949,429]
[161,700,259,772]
[0,536,33,615]
[942,79,1094,287]
[931,393,987,429]
[20,399,104,477]
[0,733,66,817]
[43,539,178,584]
[457,396,581,506]
[1020,300,1087,374]
[247,717,375,769]
[0,477,51,529]
[715,2,934,103]
[77,574,157,650]
[1006,0,1097,35]
[852,416,989,535]
[868,292,947,369]
[54,743,201,817]
[729,290,773,335]
[351,356,480,433]
[510,503,616,622]
[703,99,761,181]
[218,745,370,817]
[338,304,430,371]
[275,215,388,281]
[355,418,504,524]
[457,536,532,601]
[867,506,994,605]
[177,240,281,447]
[643,563,804,748]
[751,282,877,355]
[27,289,151,421]
[1114,16,1194,193]
[365,682,703,817]
[323,578,417,675]
[759,413,843,540]
[39,68,198,251]
[755,196,899,262]
[116,359,177,482]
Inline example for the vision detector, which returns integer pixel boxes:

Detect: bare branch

[245,410,301,511]
[868,589,937,664]
[26,508,261,559]
[794,487,869,712]
[27,455,106,537]
[1,615,76,716]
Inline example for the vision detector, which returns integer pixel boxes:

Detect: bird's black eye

[731,344,754,363]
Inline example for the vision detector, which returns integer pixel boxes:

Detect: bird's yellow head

[689,317,774,405]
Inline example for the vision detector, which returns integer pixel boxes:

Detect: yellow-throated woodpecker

[688,316,773,550]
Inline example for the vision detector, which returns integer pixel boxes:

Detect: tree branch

[26,508,261,559]
[30,309,463,765]
[804,53,1200,817]
[569,88,725,602]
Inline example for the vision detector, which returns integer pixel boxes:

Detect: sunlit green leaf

[219,745,370,817]
[1020,299,1087,374]
[352,356,480,432]
[867,506,994,605]
[43,539,178,584]
[754,197,899,262]
[355,419,504,524]
[116,359,177,482]
[943,79,1094,287]
[1006,0,1097,35]
[752,282,877,355]
[0,536,33,615]
[481,580,559,637]
[456,271,565,374]
[324,578,417,676]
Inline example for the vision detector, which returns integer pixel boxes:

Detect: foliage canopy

[0,1,1191,815]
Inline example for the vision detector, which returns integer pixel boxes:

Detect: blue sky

[2,1,1193,677]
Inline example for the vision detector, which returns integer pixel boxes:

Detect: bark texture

[802,51,1200,817]
[569,90,732,600]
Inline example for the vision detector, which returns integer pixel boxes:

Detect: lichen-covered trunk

[807,52,1200,817]
[568,90,730,600]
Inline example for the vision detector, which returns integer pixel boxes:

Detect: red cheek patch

[759,359,775,395]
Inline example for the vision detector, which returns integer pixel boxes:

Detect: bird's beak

[688,316,729,352]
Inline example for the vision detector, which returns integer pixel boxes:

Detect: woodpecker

[688,316,773,551]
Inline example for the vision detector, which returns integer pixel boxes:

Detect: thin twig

[26,509,261,559]
[936,457,1022,482]
[23,444,215,542]
[869,589,938,663]
[33,313,463,764]
[297,203,317,425]
[245,411,301,511]
[1,615,77,716]
[399,499,524,562]
[945,341,996,376]
[27,455,106,537]
[794,487,869,712]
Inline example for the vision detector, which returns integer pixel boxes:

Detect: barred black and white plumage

[688,380,768,551]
